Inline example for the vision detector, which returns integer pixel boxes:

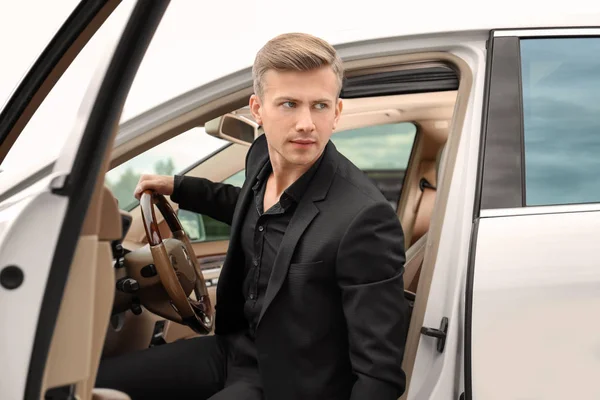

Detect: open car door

[0,1,169,399]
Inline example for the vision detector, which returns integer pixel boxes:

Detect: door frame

[21,2,170,399]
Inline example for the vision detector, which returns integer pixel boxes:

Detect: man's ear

[332,98,343,131]
[249,94,263,126]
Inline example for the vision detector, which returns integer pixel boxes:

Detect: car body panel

[472,209,600,399]
[0,177,67,399]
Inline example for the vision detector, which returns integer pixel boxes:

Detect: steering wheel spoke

[139,190,214,334]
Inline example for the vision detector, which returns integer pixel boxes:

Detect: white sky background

[1,0,600,177]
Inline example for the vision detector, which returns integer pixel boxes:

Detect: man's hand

[134,174,175,200]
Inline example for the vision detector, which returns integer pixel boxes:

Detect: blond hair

[252,32,344,98]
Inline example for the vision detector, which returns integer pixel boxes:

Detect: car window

[521,37,600,206]
[178,170,244,242]
[178,122,416,242]
[331,122,417,208]
[0,1,79,109]
[105,128,228,210]
[0,2,135,181]
[189,122,417,205]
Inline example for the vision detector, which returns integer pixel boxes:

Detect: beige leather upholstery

[41,186,122,399]
[81,188,122,397]
[403,232,428,292]
[410,162,437,246]
[402,143,445,293]
[92,388,131,400]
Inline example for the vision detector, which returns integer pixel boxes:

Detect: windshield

[105,127,228,210]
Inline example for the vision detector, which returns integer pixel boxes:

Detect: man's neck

[267,149,320,196]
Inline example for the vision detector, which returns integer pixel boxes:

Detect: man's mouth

[290,139,316,146]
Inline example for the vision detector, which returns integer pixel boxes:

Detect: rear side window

[521,38,600,206]
[331,122,417,209]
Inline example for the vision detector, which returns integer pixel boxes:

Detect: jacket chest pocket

[287,261,332,283]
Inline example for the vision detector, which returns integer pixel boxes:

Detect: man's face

[249,66,343,168]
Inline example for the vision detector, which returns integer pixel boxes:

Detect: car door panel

[471,211,600,399]
[0,1,168,399]
[467,28,600,400]
[0,181,68,400]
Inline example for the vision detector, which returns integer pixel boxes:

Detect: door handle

[420,316,448,352]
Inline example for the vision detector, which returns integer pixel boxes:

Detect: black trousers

[95,335,263,400]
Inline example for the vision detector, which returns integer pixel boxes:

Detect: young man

[97,32,411,400]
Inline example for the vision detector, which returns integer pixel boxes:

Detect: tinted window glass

[178,171,243,242]
[521,38,600,206]
[331,122,416,170]
[331,122,417,208]
[106,128,227,210]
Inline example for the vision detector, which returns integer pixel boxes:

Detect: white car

[1,1,600,400]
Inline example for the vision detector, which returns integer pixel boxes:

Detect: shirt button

[258,225,264,232]
[253,260,259,266]
[249,293,255,300]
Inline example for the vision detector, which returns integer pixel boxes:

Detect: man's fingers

[132,175,171,200]
[134,179,150,200]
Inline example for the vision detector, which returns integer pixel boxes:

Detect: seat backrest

[409,166,437,246]
[403,232,427,291]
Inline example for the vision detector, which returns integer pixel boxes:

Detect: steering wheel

[138,190,213,334]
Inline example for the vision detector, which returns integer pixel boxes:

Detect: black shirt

[226,153,325,377]
[241,153,323,335]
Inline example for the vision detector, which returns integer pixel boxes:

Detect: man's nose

[295,106,315,132]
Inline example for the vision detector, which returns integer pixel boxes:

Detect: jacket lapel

[257,141,338,327]
[230,136,270,239]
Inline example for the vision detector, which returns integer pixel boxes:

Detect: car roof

[120,0,600,124]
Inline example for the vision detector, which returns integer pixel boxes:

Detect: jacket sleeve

[336,201,411,399]
[170,174,241,225]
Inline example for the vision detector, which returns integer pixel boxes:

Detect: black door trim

[24,1,170,398]
[478,35,525,210]
[472,35,495,219]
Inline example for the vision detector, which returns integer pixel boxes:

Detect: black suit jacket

[172,134,411,400]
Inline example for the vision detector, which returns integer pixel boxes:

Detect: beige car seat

[92,388,132,400]
[403,143,446,293]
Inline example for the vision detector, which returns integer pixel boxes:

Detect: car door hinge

[420,316,448,353]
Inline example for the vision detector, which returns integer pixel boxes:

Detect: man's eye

[314,103,327,110]
[282,101,296,108]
